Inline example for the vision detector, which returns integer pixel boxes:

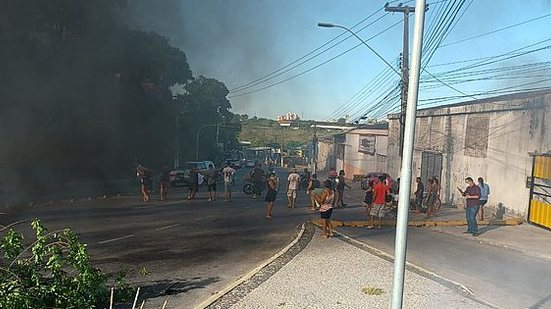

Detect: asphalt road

[1,167,318,308]
[4,171,550,308]
[338,226,551,309]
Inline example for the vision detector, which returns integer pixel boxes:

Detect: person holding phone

[459,177,481,236]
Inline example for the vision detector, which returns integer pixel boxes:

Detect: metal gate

[421,151,443,183]
[528,153,551,229]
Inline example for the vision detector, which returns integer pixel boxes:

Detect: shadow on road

[139,277,220,299]
[529,292,551,309]
[477,225,501,235]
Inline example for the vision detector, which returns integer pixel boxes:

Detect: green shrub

[0,219,131,308]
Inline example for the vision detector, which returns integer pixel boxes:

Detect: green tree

[175,76,237,162]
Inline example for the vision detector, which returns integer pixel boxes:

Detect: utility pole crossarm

[384,6,415,13]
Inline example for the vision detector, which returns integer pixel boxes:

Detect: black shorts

[265,190,277,202]
[320,208,333,219]
[190,184,198,192]
[479,199,488,207]
[207,183,217,192]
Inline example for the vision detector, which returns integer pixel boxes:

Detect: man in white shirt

[287,169,300,208]
[477,177,490,220]
[222,164,236,202]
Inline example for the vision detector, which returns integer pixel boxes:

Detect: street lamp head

[317,22,335,28]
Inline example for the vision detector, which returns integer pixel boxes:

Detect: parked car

[360,172,393,190]
[169,161,208,187]
[203,161,215,169]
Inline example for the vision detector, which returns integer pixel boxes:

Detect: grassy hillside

[239,117,338,148]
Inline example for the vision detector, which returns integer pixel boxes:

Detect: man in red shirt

[368,176,389,229]
[458,177,481,236]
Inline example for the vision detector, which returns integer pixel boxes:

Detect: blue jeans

[466,205,480,233]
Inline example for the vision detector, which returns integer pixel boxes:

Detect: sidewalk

[329,185,551,261]
[431,223,551,262]
[226,228,490,308]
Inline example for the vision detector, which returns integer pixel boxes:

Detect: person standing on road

[363,179,374,216]
[159,164,170,201]
[308,174,322,211]
[335,170,351,207]
[136,163,152,202]
[300,168,311,190]
[251,163,265,199]
[432,176,442,211]
[478,177,490,220]
[265,172,278,219]
[206,164,218,202]
[313,180,335,238]
[414,177,425,214]
[188,167,199,200]
[286,169,300,208]
[368,176,388,229]
[425,178,436,218]
[458,177,481,236]
[222,164,236,203]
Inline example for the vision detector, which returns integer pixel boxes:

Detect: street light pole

[391,1,426,308]
[317,23,402,78]
[196,123,241,161]
[318,2,427,306]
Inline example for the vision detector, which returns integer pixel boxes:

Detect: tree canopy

[0,1,237,199]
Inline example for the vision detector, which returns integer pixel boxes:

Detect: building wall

[342,129,388,177]
[316,140,334,172]
[386,92,551,216]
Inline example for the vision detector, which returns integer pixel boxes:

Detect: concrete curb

[194,223,307,309]
[313,217,524,228]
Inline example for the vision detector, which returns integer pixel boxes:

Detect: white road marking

[98,234,135,244]
[194,215,214,222]
[155,223,181,231]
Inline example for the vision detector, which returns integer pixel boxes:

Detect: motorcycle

[242,175,265,196]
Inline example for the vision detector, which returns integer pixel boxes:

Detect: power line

[441,12,551,47]
[230,12,391,94]
[228,19,402,98]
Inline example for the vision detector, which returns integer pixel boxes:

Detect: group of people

[276,168,351,238]
[139,158,491,238]
[136,162,171,202]
[414,175,490,236]
[414,176,442,218]
[136,160,239,204]
[187,163,237,203]
[362,175,397,229]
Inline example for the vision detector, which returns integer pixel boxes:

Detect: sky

[127,0,551,121]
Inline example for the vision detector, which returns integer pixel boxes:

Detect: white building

[316,123,389,177]
[386,90,551,217]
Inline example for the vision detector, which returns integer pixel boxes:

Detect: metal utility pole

[391,0,426,308]
[384,3,415,156]
[174,112,181,168]
[312,124,318,174]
